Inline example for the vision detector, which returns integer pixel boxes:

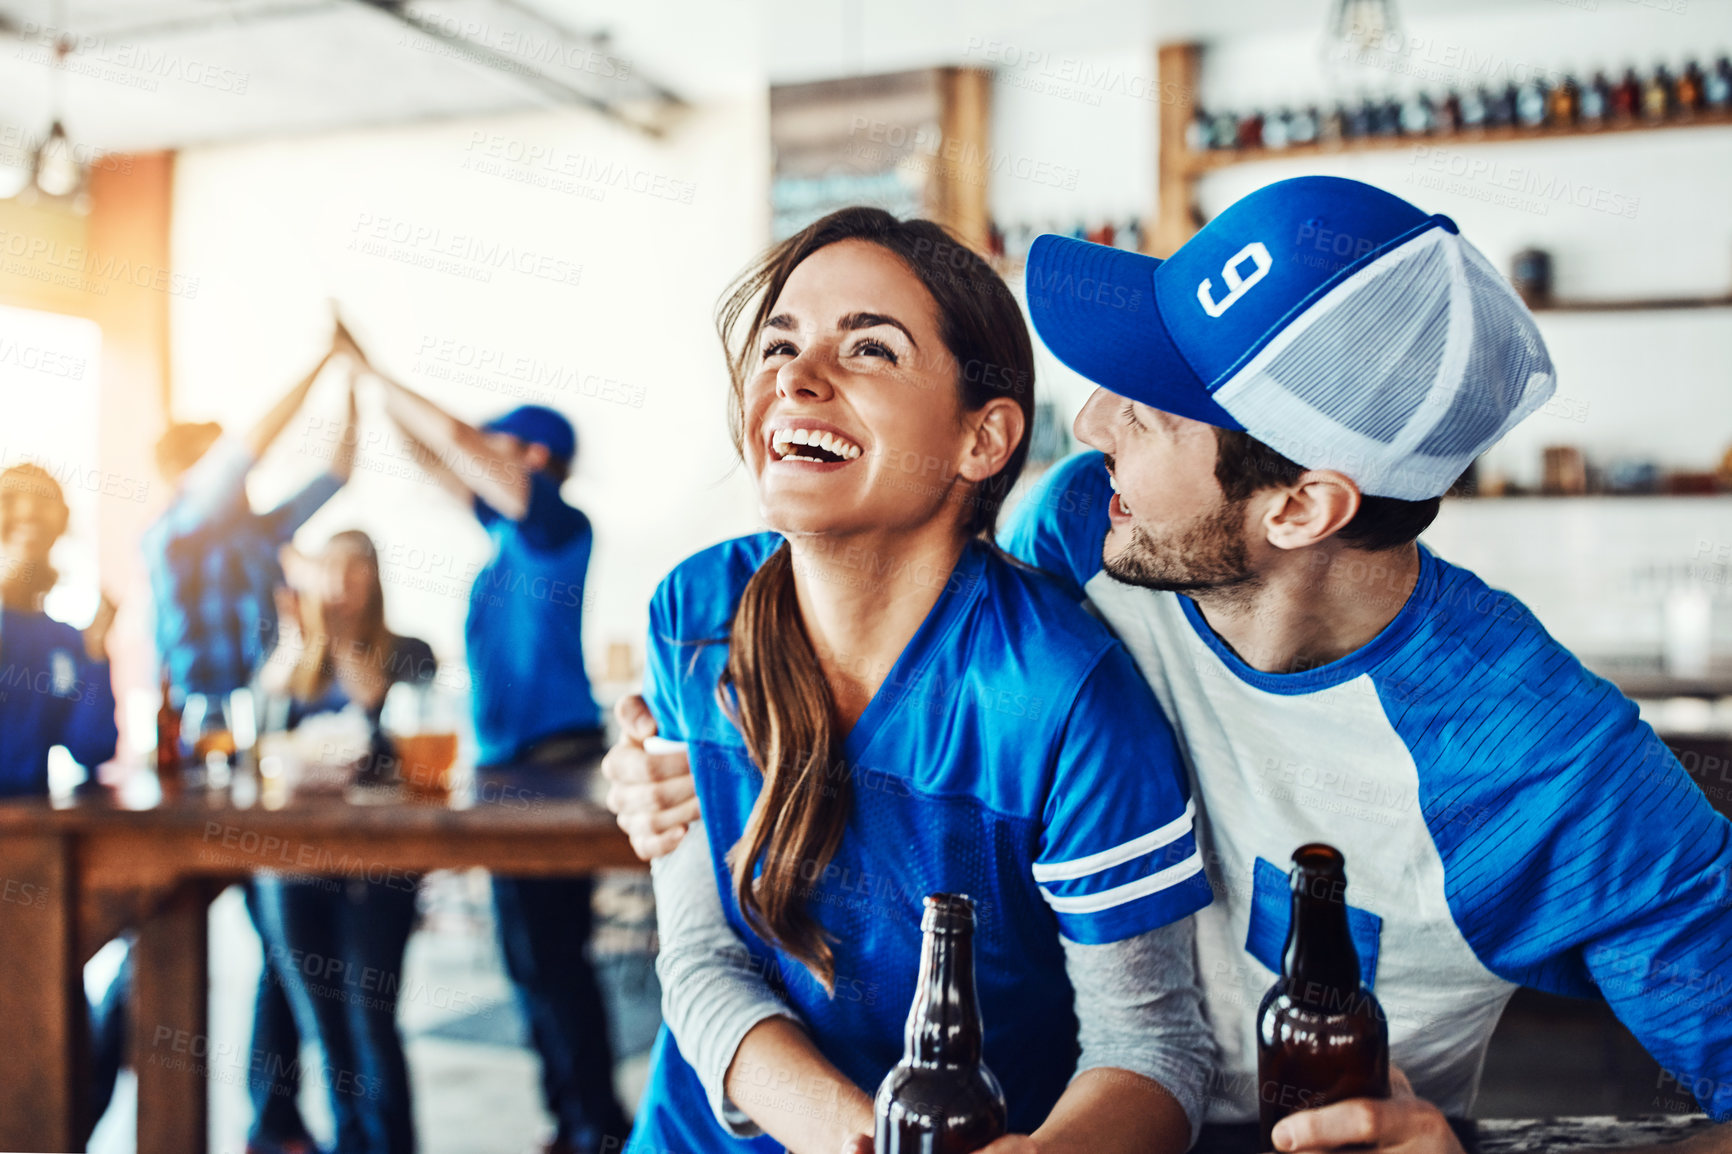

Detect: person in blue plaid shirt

[142,331,358,1154]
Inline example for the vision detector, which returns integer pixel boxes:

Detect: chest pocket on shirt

[1245,856,1383,990]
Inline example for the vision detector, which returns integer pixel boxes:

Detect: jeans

[254,874,419,1154]
[493,875,630,1153]
[244,881,313,1148]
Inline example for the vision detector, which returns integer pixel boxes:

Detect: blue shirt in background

[465,472,602,765]
[142,436,343,695]
[0,607,119,797]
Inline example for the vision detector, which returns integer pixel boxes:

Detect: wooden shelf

[1177,105,1732,177]
[1528,294,1732,313]
[1149,42,1732,256]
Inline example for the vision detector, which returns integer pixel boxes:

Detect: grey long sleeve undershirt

[653,818,1217,1146]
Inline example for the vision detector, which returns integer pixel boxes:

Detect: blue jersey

[465,473,602,764]
[1002,451,1732,1124]
[630,534,1210,1151]
[0,608,118,797]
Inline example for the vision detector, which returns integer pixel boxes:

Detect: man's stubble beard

[1101,496,1263,601]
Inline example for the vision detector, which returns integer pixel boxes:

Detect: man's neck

[1189,543,1422,674]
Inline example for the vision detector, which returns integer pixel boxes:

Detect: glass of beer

[381,682,460,801]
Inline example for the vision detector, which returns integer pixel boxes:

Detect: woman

[629,209,1215,1154]
[254,529,435,1154]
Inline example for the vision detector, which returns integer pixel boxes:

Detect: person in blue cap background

[344,325,629,1154]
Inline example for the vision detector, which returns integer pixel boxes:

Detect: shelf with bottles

[984,216,1145,275]
[1179,54,1732,175]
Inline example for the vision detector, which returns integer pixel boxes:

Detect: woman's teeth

[771,427,863,463]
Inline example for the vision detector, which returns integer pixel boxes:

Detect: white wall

[169,97,771,681]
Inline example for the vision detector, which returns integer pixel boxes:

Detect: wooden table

[1194,1115,1717,1153]
[0,767,641,1154]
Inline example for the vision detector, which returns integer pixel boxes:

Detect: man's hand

[601,694,698,860]
[1272,1067,1461,1154]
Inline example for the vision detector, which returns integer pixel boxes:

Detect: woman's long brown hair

[715,207,1035,989]
[287,530,394,704]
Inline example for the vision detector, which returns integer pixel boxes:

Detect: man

[350,330,630,1154]
[604,177,1732,1153]
[144,336,357,1154]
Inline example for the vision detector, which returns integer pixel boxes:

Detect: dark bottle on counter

[1372,95,1402,136]
[1643,64,1673,120]
[1318,104,1347,143]
[875,894,1006,1154]
[1346,96,1374,138]
[1256,845,1389,1151]
[1580,71,1612,122]
[1210,111,1240,150]
[155,667,183,790]
[1612,67,1641,119]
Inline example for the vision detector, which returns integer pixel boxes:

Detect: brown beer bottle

[155,666,183,790]
[874,894,1006,1154]
[1256,845,1388,1150]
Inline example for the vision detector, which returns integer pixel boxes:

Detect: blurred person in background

[341,324,628,1154]
[254,529,436,1154]
[0,463,124,1140]
[143,337,358,1154]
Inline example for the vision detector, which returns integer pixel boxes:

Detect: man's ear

[957,398,1025,484]
[1261,470,1361,550]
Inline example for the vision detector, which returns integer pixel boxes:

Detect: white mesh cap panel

[1213,228,1556,500]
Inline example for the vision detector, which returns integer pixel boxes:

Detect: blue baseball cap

[482,404,576,462]
[1026,175,1556,500]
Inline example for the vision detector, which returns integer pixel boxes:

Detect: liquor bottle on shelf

[1580,71,1612,123]
[1263,108,1292,149]
[1436,90,1463,134]
[1515,77,1548,127]
[1256,845,1390,1152]
[1288,105,1320,145]
[1487,82,1518,127]
[1643,64,1673,121]
[1186,107,1212,152]
[1547,75,1579,125]
[1319,104,1347,143]
[1210,111,1240,149]
[1346,95,1374,138]
[1373,95,1402,136]
[874,895,1007,1154]
[1237,109,1266,149]
[1677,59,1705,112]
[1398,91,1435,135]
[1612,67,1641,119]
[1706,56,1732,109]
[1459,87,1489,129]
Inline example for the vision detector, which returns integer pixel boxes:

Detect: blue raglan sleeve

[642,573,689,746]
[997,451,1112,600]
[1034,641,1211,945]
[1386,618,1732,1122]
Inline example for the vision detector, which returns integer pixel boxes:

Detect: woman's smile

[764,417,866,471]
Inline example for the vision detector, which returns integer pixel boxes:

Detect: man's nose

[1073,389,1114,452]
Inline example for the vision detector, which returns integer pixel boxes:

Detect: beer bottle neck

[1283,880,1361,1003]
[904,927,983,1067]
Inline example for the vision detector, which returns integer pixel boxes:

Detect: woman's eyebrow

[838,311,918,349]
[764,313,796,331]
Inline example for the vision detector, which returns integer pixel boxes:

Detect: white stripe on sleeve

[1031,799,1197,884]
[1039,851,1205,915]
